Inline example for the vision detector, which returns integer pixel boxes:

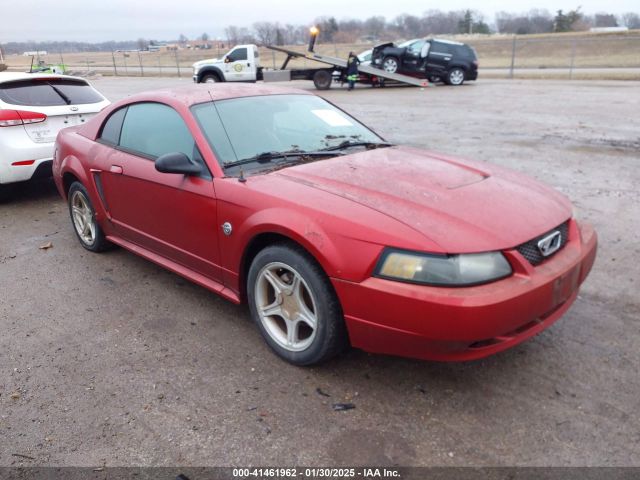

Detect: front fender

[219,204,387,297]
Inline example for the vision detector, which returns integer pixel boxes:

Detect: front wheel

[201,73,220,83]
[247,243,347,365]
[382,56,399,74]
[68,182,111,252]
[446,68,466,86]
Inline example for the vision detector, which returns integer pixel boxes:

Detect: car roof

[0,72,89,84]
[119,83,314,107]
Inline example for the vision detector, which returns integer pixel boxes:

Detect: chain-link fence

[5,33,640,80]
[468,33,640,79]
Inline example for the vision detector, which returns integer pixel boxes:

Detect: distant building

[590,26,629,33]
[23,51,47,56]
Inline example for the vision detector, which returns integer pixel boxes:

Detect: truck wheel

[313,70,332,90]
[202,73,220,83]
[446,68,465,86]
[382,57,399,74]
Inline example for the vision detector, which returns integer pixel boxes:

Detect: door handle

[110,165,123,174]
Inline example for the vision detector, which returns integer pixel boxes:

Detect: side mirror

[155,152,201,176]
[224,56,230,63]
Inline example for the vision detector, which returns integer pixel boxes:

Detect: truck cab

[193,45,261,83]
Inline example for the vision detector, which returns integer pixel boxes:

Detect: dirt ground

[0,77,639,468]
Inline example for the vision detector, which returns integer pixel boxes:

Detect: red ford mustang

[53,84,597,365]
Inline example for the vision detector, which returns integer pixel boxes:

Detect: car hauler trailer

[192,27,432,90]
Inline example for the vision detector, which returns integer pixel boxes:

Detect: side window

[227,47,248,62]
[98,107,128,146]
[119,103,196,160]
[431,43,454,56]
[407,40,425,55]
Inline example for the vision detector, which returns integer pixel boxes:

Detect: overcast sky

[2,0,638,42]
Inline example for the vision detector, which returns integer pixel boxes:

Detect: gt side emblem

[222,222,233,236]
[537,231,562,257]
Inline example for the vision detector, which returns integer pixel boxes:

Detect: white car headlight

[375,249,512,287]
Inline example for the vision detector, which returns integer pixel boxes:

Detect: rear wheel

[247,243,347,365]
[313,70,332,90]
[0,184,14,203]
[382,56,399,74]
[67,182,111,252]
[446,68,466,86]
[202,73,220,83]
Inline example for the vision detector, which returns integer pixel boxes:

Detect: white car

[0,72,109,200]
[358,49,373,66]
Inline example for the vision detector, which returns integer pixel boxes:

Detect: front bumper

[332,219,597,361]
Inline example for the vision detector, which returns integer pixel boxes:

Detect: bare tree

[363,16,386,38]
[253,21,277,45]
[136,38,149,51]
[225,26,240,45]
[620,12,640,28]
[594,13,618,27]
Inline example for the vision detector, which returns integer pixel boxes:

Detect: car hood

[274,146,571,253]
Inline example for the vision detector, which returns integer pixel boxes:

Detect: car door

[223,47,255,81]
[426,42,453,75]
[402,40,426,72]
[93,102,222,281]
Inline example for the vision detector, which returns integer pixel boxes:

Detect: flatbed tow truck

[193,27,431,90]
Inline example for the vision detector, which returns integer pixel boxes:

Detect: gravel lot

[1,77,639,467]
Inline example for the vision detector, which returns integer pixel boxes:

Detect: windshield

[191,94,383,167]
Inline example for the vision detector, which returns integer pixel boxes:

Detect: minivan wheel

[247,243,347,365]
[67,182,111,252]
[447,68,465,86]
[382,57,399,74]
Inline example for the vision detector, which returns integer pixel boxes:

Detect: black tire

[67,182,112,252]
[201,73,220,83]
[0,184,14,203]
[381,56,399,74]
[313,70,332,90]
[428,75,441,84]
[247,243,347,365]
[445,67,466,86]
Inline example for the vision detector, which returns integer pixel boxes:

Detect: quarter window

[98,107,127,145]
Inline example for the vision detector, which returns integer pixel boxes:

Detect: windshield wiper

[47,82,72,105]
[321,141,393,152]
[223,150,342,169]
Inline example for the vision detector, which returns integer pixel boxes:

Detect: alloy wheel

[254,262,318,352]
[70,190,96,246]
[383,58,398,73]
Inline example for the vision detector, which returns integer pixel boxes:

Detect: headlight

[375,249,512,287]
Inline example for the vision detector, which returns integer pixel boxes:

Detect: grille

[516,221,569,266]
